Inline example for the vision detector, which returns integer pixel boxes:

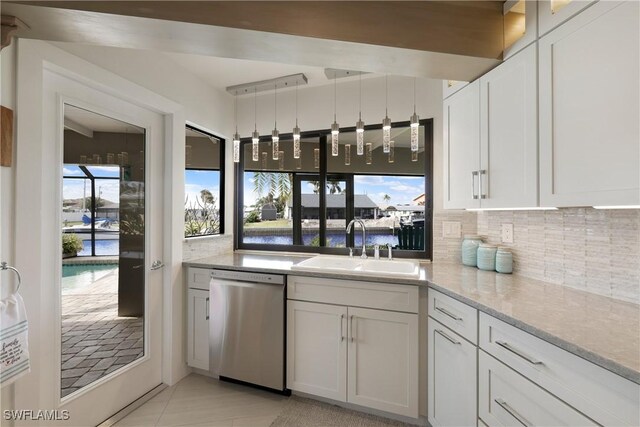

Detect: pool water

[78,239,119,256]
[62,264,118,293]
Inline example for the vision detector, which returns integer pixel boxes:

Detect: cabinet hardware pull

[435,329,461,345]
[494,398,532,427]
[495,340,544,366]
[205,297,210,320]
[435,305,463,321]
[471,171,479,199]
[479,169,487,199]
[350,315,355,343]
[340,314,345,342]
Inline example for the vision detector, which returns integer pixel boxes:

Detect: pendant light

[293,81,301,159]
[251,88,259,161]
[272,84,279,160]
[410,77,420,152]
[232,90,241,163]
[382,75,391,153]
[356,72,365,155]
[331,71,339,156]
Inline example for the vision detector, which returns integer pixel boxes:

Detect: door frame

[14,39,187,417]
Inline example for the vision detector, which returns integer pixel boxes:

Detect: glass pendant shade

[356,119,365,155]
[382,116,391,153]
[388,140,395,163]
[272,129,279,160]
[411,151,418,162]
[365,143,372,165]
[232,132,241,163]
[252,130,259,161]
[331,121,339,156]
[410,112,419,152]
[295,156,302,170]
[293,125,301,159]
[344,144,351,166]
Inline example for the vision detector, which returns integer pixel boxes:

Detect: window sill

[183,233,227,243]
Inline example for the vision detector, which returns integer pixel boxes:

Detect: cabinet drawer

[480,313,640,426]
[288,275,418,313]
[479,351,596,427]
[187,267,212,290]
[427,289,477,344]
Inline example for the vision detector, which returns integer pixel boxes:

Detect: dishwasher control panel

[210,269,285,285]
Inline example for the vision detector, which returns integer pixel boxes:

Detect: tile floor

[114,374,288,427]
[61,270,143,397]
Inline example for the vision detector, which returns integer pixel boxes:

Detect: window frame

[234,119,433,259]
[185,124,225,238]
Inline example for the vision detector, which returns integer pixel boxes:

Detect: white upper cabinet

[538,0,597,36]
[443,80,481,209]
[480,43,538,208]
[442,80,469,100]
[539,1,640,207]
[503,0,538,59]
[444,43,537,210]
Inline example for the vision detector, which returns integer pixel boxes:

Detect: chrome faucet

[346,219,367,259]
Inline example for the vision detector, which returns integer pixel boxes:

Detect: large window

[185,125,225,237]
[236,120,432,259]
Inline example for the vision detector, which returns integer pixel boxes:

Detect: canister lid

[479,243,497,248]
[497,246,512,252]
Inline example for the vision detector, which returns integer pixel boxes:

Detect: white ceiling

[161,51,378,92]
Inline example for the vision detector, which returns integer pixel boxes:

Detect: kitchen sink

[291,255,420,279]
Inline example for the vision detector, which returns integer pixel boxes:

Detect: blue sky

[185,170,221,209]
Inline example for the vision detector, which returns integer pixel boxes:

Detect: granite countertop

[185,252,640,384]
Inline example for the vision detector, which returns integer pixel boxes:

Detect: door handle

[494,398,532,427]
[495,340,544,366]
[151,260,165,270]
[206,297,210,320]
[435,329,462,345]
[350,315,356,343]
[479,169,487,199]
[435,305,463,321]
[340,314,345,342]
[471,171,479,199]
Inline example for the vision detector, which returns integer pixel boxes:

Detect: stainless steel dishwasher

[209,269,286,392]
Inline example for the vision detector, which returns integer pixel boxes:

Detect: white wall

[0,41,17,423]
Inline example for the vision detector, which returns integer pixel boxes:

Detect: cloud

[63,167,83,176]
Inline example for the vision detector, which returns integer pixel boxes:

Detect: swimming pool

[62,264,118,294]
[78,239,119,256]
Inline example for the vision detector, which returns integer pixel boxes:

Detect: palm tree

[327,179,342,195]
[200,189,215,205]
[383,194,391,204]
[252,172,292,200]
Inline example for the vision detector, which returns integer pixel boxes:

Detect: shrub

[62,234,84,255]
[244,210,261,224]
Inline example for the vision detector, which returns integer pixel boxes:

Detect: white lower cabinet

[347,307,418,417]
[187,288,210,370]
[427,318,477,427]
[286,300,347,401]
[478,351,596,427]
[286,276,419,418]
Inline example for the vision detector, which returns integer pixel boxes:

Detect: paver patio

[61,269,143,397]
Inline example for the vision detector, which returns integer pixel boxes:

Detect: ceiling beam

[8,1,505,59]
[2,2,502,81]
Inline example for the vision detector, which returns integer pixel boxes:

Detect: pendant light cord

[254,87,257,132]
[234,90,238,133]
[385,74,389,116]
[274,84,277,128]
[295,81,298,127]
[334,71,337,122]
[359,72,362,120]
[413,77,417,114]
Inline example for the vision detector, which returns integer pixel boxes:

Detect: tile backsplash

[183,234,233,262]
[432,209,478,262]
[476,208,640,303]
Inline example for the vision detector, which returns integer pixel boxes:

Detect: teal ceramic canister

[461,235,484,267]
[477,244,497,271]
[496,247,513,274]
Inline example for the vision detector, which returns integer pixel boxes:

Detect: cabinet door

[347,307,418,418]
[480,43,538,208]
[479,351,596,426]
[428,319,477,427]
[287,301,347,401]
[539,1,640,207]
[442,80,469,99]
[443,80,481,209]
[187,288,210,370]
[538,0,596,36]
